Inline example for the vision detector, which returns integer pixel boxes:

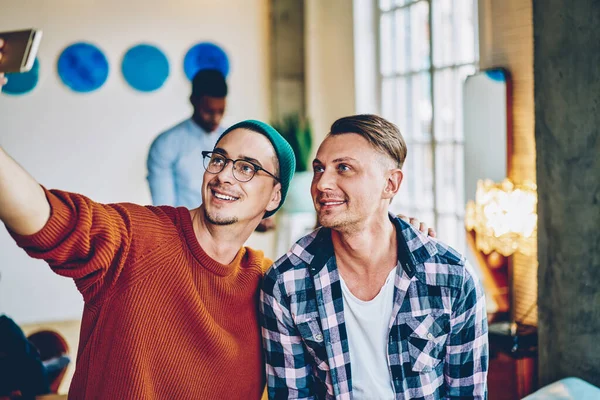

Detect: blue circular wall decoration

[183,42,229,80]
[57,42,109,93]
[122,44,169,92]
[484,69,507,83]
[2,58,40,95]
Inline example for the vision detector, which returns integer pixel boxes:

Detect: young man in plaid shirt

[260,115,488,399]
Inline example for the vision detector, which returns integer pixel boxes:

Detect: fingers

[397,214,436,237]
[397,215,422,232]
[397,214,409,223]
[416,220,437,238]
[409,217,420,230]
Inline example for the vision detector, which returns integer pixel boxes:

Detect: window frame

[375,0,479,252]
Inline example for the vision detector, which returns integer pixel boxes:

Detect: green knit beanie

[215,120,296,218]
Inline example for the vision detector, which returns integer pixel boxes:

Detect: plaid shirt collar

[291,213,439,279]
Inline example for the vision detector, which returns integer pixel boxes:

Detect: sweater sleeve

[8,187,136,304]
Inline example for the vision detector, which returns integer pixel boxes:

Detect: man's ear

[265,183,282,212]
[383,169,403,200]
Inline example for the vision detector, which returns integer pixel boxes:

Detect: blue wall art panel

[57,42,109,93]
[122,44,169,92]
[183,42,229,80]
[2,58,40,95]
[484,69,507,83]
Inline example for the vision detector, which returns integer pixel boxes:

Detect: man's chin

[317,211,358,231]
[204,209,238,226]
[317,215,339,229]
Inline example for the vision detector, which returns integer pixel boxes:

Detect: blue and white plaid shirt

[260,215,488,399]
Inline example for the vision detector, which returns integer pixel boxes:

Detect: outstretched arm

[0,141,138,303]
[0,146,51,235]
[0,61,138,304]
[0,42,50,235]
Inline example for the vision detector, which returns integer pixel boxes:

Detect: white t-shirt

[340,266,397,400]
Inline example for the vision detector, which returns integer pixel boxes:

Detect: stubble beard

[317,203,366,235]
[317,210,354,231]
[204,208,238,226]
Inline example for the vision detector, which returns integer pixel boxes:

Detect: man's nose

[314,169,336,192]
[216,160,236,183]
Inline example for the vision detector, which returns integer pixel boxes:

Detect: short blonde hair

[328,114,407,168]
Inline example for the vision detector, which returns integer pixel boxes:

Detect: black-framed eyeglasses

[201,151,279,183]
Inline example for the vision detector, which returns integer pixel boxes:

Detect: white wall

[0,0,271,323]
[305,0,357,146]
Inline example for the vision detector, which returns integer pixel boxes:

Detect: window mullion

[375,3,384,115]
[427,0,438,230]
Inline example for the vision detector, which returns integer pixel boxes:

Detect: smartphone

[0,29,43,73]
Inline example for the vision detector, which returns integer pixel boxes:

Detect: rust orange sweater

[10,189,271,399]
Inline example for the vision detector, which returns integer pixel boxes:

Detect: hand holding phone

[0,29,43,74]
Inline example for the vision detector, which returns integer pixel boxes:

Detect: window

[378,0,478,253]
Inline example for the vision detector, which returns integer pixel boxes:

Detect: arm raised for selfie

[0,145,154,304]
[0,59,153,304]
[0,44,50,235]
[0,146,51,235]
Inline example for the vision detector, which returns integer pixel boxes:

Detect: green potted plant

[272,114,314,213]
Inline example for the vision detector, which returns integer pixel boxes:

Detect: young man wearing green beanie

[0,118,295,399]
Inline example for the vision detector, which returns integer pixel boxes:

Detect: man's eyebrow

[214,148,265,167]
[313,157,359,164]
[332,157,359,163]
[240,156,263,167]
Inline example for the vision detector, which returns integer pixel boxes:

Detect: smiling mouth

[320,200,346,207]
[212,190,240,202]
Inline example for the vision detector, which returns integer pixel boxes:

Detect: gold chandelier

[465,179,537,257]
